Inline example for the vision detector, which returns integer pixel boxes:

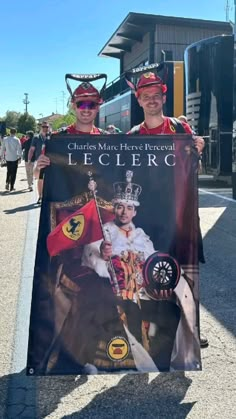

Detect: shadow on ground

[199,192,236,338]
[1,369,194,419]
[61,372,194,419]
[3,203,40,214]
[1,369,87,418]
[0,189,30,197]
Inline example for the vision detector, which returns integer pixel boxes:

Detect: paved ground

[0,163,236,418]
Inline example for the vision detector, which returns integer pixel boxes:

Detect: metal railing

[103,74,130,102]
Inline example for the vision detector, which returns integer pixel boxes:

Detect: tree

[17,113,36,134]
[51,111,76,130]
[4,111,21,128]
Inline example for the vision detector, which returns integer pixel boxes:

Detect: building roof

[98,12,233,59]
[37,113,63,124]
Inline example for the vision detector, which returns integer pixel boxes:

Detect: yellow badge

[62,214,85,241]
[143,72,152,78]
[107,336,129,361]
[170,124,176,133]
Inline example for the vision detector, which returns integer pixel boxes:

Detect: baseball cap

[72,82,102,103]
[136,72,167,97]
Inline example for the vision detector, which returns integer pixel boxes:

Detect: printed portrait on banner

[27,134,201,375]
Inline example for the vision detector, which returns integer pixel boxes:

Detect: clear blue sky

[0,0,234,119]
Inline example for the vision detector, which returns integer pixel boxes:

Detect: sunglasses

[42,125,49,128]
[75,101,98,110]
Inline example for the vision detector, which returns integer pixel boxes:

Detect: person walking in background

[22,130,35,191]
[28,122,50,203]
[20,135,27,147]
[0,128,22,191]
[106,124,122,134]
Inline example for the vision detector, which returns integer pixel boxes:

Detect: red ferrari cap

[136,72,167,96]
[72,82,102,103]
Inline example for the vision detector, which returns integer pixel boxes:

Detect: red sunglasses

[75,101,98,110]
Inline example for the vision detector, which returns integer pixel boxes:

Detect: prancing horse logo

[62,214,85,241]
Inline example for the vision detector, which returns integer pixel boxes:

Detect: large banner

[27,134,201,375]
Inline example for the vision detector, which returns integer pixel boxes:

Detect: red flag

[47,199,104,256]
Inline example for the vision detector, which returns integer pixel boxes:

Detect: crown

[112,170,142,207]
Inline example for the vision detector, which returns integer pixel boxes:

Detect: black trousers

[121,299,181,371]
[6,160,18,188]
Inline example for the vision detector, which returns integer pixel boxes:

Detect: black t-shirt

[22,138,35,162]
[31,134,47,160]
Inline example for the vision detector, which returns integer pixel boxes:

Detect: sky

[0,0,234,119]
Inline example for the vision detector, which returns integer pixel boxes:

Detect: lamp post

[55,98,58,114]
[23,93,30,113]
[61,91,66,115]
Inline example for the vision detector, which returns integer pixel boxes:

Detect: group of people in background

[0,122,51,201]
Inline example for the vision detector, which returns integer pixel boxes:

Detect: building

[37,113,63,126]
[97,13,233,132]
[185,34,234,182]
[99,12,233,74]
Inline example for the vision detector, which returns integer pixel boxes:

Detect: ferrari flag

[47,199,103,256]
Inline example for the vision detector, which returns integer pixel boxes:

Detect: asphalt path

[0,163,235,418]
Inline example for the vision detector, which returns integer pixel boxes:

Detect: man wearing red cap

[34,78,106,175]
[65,81,104,135]
[128,71,205,155]
[127,70,208,348]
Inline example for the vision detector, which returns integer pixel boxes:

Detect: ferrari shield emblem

[143,72,152,78]
[62,214,85,241]
[81,82,91,90]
